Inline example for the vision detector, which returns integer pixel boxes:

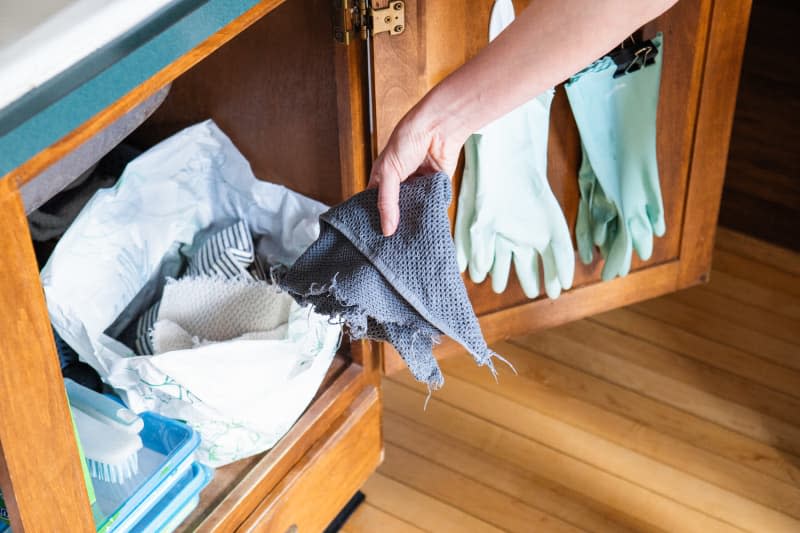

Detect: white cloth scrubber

[151,277,293,353]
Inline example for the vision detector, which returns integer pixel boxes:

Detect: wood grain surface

[360,231,800,533]
[129,0,348,207]
[0,179,94,532]
[371,0,716,315]
[239,386,382,531]
[677,0,753,288]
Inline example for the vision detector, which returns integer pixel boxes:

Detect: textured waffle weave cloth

[278,173,505,390]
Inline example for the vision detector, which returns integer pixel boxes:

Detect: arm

[370,0,679,236]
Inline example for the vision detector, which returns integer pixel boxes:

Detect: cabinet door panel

[373,0,751,365]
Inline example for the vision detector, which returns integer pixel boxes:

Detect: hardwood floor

[346,229,800,532]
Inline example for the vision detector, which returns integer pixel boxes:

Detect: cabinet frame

[0,0,751,529]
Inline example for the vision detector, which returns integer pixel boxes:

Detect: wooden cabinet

[0,0,750,530]
[377,0,754,368]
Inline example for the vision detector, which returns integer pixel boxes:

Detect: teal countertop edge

[0,0,264,178]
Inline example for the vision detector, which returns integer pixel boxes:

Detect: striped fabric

[186,220,257,280]
[134,301,160,355]
[134,220,265,355]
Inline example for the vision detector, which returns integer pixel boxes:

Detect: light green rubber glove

[576,142,619,265]
[567,34,665,280]
[454,0,574,299]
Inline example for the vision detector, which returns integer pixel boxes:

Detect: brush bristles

[87,453,140,484]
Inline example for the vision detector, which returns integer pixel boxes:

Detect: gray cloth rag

[278,173,504,390]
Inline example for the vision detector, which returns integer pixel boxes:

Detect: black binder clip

[609,39,658,78]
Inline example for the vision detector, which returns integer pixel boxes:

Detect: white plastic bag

[41,120,341,467]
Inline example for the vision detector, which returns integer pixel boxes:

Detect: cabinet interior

[21,1,374,528]
[130,0,357,208]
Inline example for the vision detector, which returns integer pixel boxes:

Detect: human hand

[368,107,467,236]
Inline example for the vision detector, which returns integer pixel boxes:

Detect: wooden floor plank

[715,228,800,276]
[515,330,800,457]
[361,472,503,533]
[487,339,800,487]
[704,271,800,321]
[385,376,741,533]
[382,407,643,533]
[341,502,425,533]
[397,369,800,532]
[554,319,800,426]
[349,231,800,533]
[481,340,800,488]
[670,287,800,345]
[633,297,799,371]
[712,248,800,298]
[380,442,583,533]
[593,307,800,399]
[440,349,800,520]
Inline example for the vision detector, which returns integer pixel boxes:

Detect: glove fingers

[541,245,562,299]
[602,222,632,281]
[468,227,494,284]
[630,211,654,261]
[646,202,666,237]
[551,225,575,291]
[512,247,540,299]
[491,238,514,294]
[591,189,617,246]
[598,218,619,259]
[576,197,594,265]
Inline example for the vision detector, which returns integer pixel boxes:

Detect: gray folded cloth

[278,173,505,390]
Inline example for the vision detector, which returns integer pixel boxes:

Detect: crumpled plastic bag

[41,120,341,466]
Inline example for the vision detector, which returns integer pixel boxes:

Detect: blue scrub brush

[65,379,144,484]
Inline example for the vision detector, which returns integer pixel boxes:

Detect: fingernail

[383,214,398,236]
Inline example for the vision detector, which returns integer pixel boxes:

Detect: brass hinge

[334,0,405,44]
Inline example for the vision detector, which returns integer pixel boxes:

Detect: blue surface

[96,412,200,533]
[130,463,213,533]
[0,0,261,177]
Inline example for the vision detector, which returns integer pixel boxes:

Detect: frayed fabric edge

[277,269,448,391]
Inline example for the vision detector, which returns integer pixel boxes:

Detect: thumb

[370,130,427,236]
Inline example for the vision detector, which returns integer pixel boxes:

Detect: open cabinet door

[371,0,752,370]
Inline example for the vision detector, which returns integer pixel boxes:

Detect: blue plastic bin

[94,412,201,532]
[130,462,213,533]
[0,412,208,533]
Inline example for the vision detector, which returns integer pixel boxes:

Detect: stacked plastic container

[0,411,212,533]
[94,411,211,532]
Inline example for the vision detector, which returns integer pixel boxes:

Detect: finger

[468,226,494,284]
[646,202,666,237]
[513,247,540,299]
[370,126,426,235]
[630,211,654,261]
[541,245,562,299]
[602,222,632,281]
[576,197,594,265]
[591,190,617,247]
[491,238,513,294]
[376,172,401,236]
[551,222,575,291]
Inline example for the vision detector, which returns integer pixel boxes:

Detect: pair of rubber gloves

[455,0,665,296]
[566,34,665,280]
